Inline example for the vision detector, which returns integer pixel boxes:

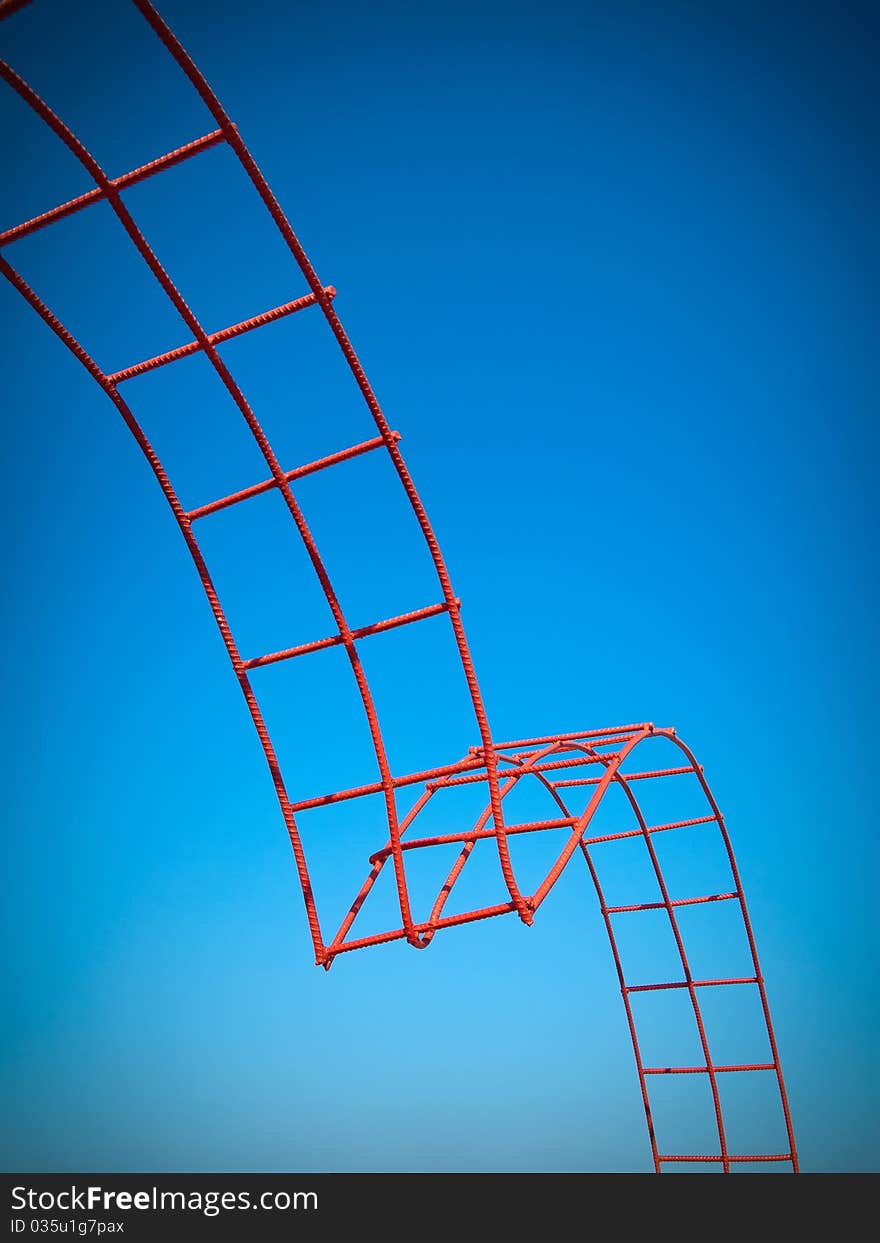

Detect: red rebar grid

[0,0,798,1173]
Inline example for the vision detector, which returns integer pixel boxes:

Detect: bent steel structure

[0,0,798,1172]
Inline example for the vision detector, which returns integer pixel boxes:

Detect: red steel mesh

[0,0,798,1173]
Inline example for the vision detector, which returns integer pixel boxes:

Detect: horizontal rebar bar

[243,599,457,671]
[582,815,717,847]
[644,1064,776,1075]
[626,976,759,994]
[187,430,398,522]
[606,891,738,914]
[554,764,695,787]
[109,285,337,383]
[473,723,654,751]
[332,900,519,956]
[290,758,699,814]
[658,1154,793,1163]
[0,128,225,247]
[367,816,578,864]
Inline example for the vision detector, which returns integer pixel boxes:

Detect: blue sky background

[1,0,877,1171]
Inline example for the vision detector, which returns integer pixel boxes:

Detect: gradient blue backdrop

[1,0,877,1171]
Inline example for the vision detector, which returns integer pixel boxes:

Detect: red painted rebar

[606,892,738,914]
[367,815,579,864]
[108,286,337,384]
[485,724,653,750]
[0,0,798,1173]
[242,600,457,670]
[130,0,531,933]
[186,432,399,522]
[625,977,760,994]
[658,1154,793,1164]
[0,128,226,248]
[582,814,717,847]
[644,1065,777,1075]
